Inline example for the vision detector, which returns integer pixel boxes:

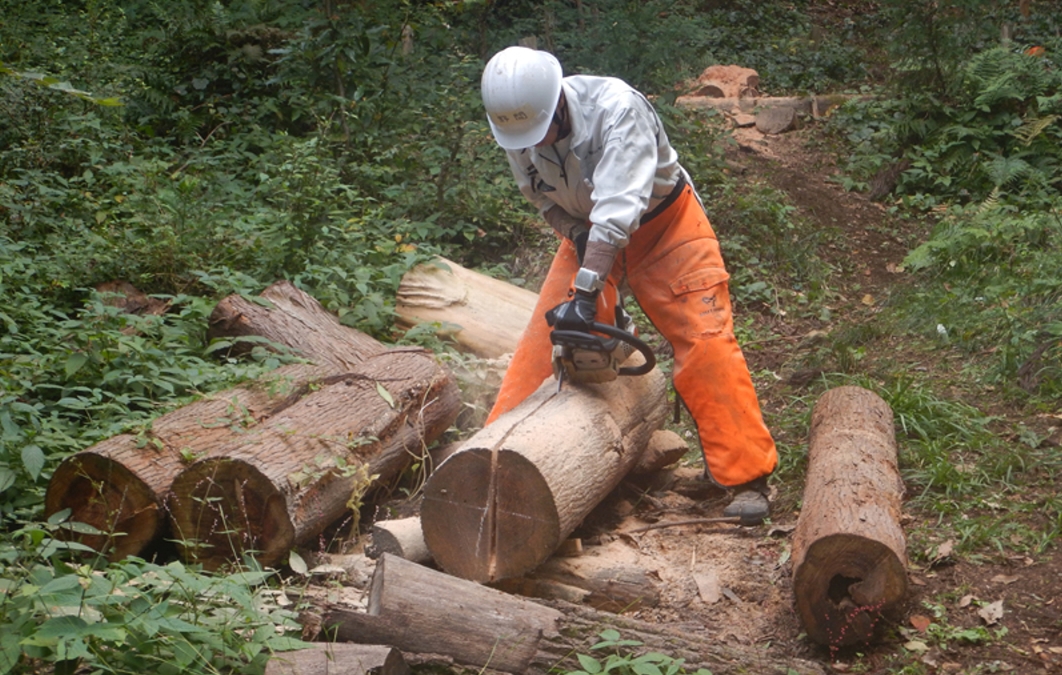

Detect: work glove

[545,289,599,332]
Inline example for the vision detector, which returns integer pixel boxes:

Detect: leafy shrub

[0,514,305,675]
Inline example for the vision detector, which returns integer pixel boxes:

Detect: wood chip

[693,569,721,604]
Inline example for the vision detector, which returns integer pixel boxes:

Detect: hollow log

[420,359,668,582]
[44,363,326,560]
[167,349,460,570]
[318,554,827,675]
[394,257,537,358]
[45,282,390,559]
[792,386,908,647]
[265,643,408,675]
[208,280,386,368]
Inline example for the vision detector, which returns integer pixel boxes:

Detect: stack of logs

[45,258,910,673]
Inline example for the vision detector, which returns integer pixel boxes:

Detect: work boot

[723,476,770,525]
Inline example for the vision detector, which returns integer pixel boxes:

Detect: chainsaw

[548,308,656,391]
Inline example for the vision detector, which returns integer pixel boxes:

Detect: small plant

[558,629,713,675]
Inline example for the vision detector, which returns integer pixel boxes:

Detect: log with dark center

[792,385,908,646]
[167,349,460,570]
[420,358,668,582]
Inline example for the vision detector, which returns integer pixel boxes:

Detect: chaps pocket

[668,267,732,339]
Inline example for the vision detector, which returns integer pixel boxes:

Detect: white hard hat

[481,46,563,150]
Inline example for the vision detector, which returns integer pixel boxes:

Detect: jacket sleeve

[586,96,660,249]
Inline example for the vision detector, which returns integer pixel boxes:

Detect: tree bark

[420,360,668,582]
[167,348,460,570]
[265,643,408,675]
[317,554,827,675]
[394,257,537,358]
[208,280,386,368]
[792,386,908,647]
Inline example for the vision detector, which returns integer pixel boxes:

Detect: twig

[625,516,743,533]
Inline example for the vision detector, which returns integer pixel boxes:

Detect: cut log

[45,281,426,561]
[493,552,661,612]
[630,428,689,475]
[318,554,827,675]
[792,386,908,647]
[365,516,431,564]
[167,349,460,570]
[44,363,327,560]
[420,359,668,582]
[394,257,537,358]
[208,280,386,368]
[265,643,408,675]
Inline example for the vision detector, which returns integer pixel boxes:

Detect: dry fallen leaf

[959,594,976,608]
[904,639,930,653]
[886,262,904,273]
[991,574,1020,585]
[978,599,1004,625]
[910,614,932,632]
[861,294,875,305]
[693,569,721,604]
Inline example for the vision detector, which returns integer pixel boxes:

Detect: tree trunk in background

[167,348,460,571]
[792,386,908,647]
[317,554,828,675]
[420,359,667,582]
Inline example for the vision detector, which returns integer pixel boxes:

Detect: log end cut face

[44,453,161,560]
[168,458,294,571]
[421,447,559,583]
[794,533,908,647]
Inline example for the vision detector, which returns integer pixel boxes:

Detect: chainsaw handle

[588,321,657,376]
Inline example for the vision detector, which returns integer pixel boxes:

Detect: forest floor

[338,121,1062,675]
[544,126,1062,675]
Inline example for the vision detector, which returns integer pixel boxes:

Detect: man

[480,46,777,524]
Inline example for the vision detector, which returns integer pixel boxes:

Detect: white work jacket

[504,74,687,249]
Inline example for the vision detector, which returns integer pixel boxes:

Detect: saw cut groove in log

[319,554,827,675]
[168,350,460,570]
[44,363,327,560]
[421,359,668,582]
[208,280,386,368]
[395,257,537,358]
[792,386,908,647]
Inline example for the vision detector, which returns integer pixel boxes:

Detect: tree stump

[394,257,537,358]
[792,386,908,646]
[167,349,460,570]
[317,554,828,675]
[420,359,668,582]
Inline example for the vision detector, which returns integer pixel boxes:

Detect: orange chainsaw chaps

[485,238,619,425]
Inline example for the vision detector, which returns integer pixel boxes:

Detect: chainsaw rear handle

[563,321,655,376]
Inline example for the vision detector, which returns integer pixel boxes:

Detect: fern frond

[1014,114,1060,146]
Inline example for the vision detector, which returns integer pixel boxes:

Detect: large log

[44,363,327,559]
[394,257,537,358]
[44,282,390,560]
[208,280,386,368]
[420,359,668,582]
[167,348,460,570]
[792,386,908,647]
[319,554,827,675]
